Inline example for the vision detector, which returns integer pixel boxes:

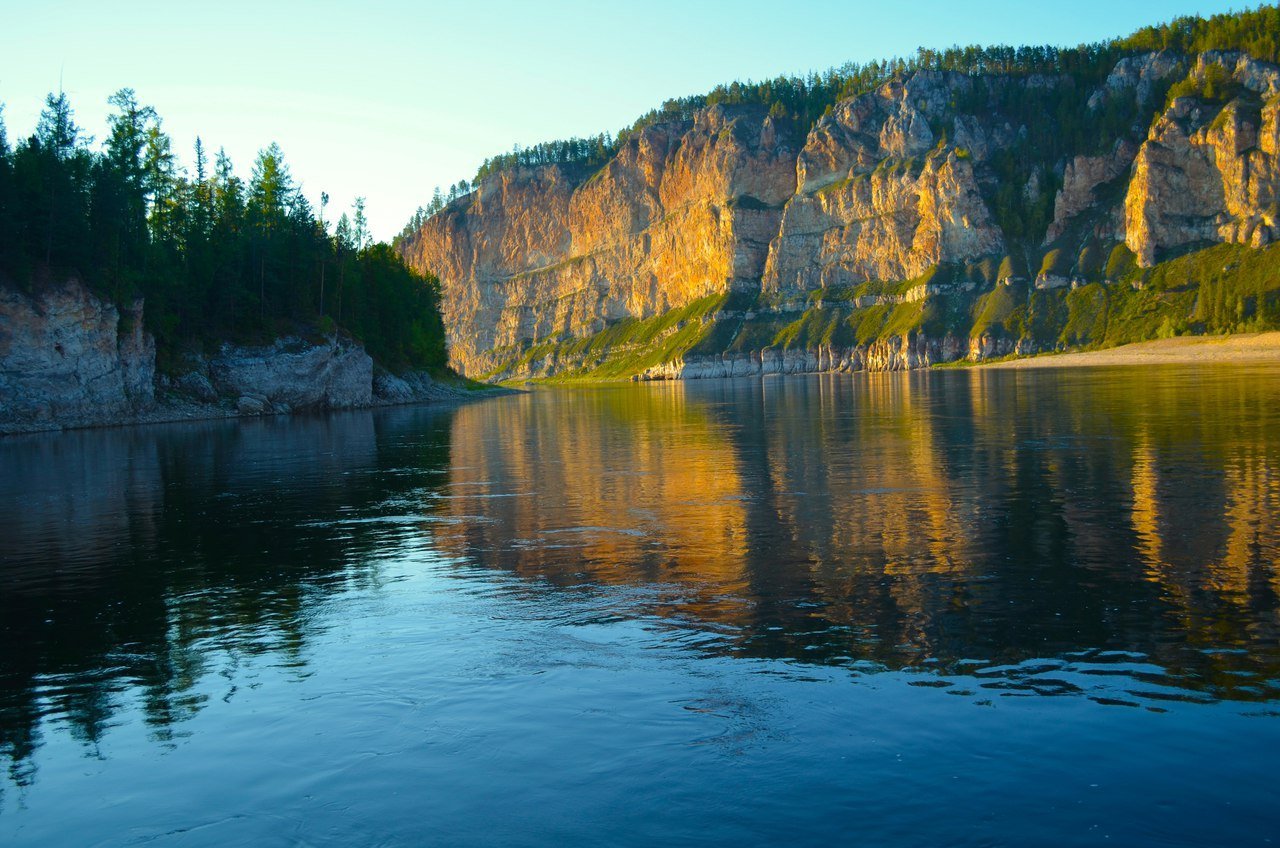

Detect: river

[2,366,1278,846]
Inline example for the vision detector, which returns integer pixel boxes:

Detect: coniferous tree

[353,197,368,251]
[0,91,448,371]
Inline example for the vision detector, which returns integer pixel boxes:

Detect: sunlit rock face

[400,105,799,377]
[763,72,1006,298]
[403,51,1280,379]
[1126,53,1280,265]
[1046,140,1140,245]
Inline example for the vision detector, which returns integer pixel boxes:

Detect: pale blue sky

[2,0,1249,240]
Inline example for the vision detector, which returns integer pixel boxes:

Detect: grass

[482,292,731,382]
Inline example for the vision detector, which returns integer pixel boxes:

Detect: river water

[2,367,1278,846]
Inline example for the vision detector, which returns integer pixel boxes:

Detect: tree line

[0,89,446,372]
[415,2,1280,229]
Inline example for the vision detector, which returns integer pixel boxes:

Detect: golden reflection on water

[436,383,751,591]
[436,367,1280,679]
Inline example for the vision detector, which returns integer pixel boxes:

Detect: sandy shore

[981,332,1280,369]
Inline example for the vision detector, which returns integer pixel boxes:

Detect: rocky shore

[0,279,495,436]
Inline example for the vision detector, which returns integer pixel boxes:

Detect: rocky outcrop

[401,105,799,377]
[373,369,461,404]
[1,280,481,434]
[1046,140,1139,244]
[636,334,971,380]
[404,49,1280,381]
[1090,51,1185,109]
[764,73,1006,297]
[1125,53,1280,265]
[206,336,374,412]
[0,280,155,428]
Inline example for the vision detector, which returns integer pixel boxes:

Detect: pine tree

[353,197,368,251]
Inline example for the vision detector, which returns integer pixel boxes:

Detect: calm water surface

[2,367,1279,846]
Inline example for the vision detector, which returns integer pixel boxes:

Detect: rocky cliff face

[402,105,799,376]
[763,73,1006,297]
[0,280,468,434]
[0,280,155,428]
[206,337,374,413]
[402,50,1280,381]
[1125,53,1280,265]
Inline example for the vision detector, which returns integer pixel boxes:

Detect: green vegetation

[1119,5,1280,61]
[1166,62,1245,106]
[0,89,448,373]
[979,242,1280,349]
[480,293,731,381]
[473,134,615,184]
[497,241,1280,382]
[1106,244,1139,280]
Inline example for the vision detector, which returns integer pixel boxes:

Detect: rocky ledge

[0,279,486,435]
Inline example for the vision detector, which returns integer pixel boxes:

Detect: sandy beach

[981,332,1280,369]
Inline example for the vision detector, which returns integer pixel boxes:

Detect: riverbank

[979,332,1280,369]
[1,279,514,437]
[0,383,515,437]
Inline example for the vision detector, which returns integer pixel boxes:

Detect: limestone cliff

[0,280,155,427]
[402,50,1280,381]
[1125,53,1280,265]
[763,73,1006,298]
[0,279,472,434]
[402,105,798,376]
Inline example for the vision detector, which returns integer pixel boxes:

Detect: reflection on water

[1,366,1279,843]
[436,371,1280,703]
[0,412,451,787]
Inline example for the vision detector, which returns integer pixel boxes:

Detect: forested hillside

[0,90,446,373]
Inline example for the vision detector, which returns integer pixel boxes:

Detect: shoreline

[0,385,516,438]
[9,333,1277,435]
[977,332,1280,370]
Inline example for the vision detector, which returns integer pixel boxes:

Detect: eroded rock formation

[0,279,468,434]
[402,50,1280,381]
[0,280,154,426]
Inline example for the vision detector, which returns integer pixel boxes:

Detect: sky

[2,0,1251,241]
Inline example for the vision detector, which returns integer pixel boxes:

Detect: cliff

[401,50,1280,381]
[0,280,155,427]
[403,105,799,376]
[0,280,474,434]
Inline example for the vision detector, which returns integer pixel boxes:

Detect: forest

[0,90,447,373]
